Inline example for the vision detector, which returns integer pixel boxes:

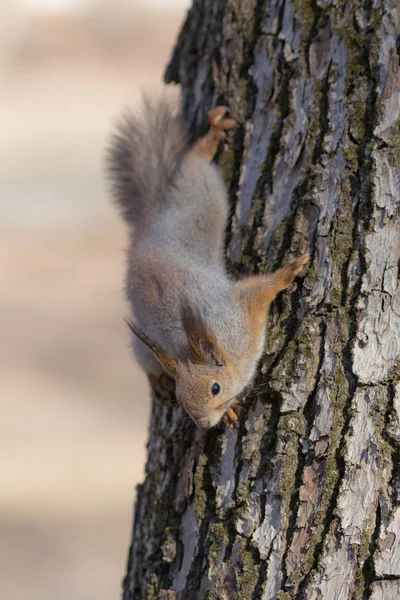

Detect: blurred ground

[0,3,186,599]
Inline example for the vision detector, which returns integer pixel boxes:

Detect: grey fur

[124,147,251,377]
[107,96,189,229]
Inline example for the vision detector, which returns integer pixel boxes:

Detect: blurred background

[0,1,189,598]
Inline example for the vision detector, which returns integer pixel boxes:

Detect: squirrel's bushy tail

[106,95,190,228]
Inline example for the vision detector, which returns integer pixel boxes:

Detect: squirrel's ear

[181,301,226,366]
[197,338,226,367]
[125,317,177,374]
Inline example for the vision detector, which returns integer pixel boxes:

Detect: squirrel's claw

[208,106,237,133]
[290,253,310,275]
[194,105,237,162]
[281,253,310,285]
[208,106,228,125]
[224,406,239,428]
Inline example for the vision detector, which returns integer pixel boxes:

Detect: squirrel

[107,96,309,429]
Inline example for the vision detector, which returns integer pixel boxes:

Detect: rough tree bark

[123,1,400,598]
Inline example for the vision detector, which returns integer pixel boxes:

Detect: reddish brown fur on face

[174,351,238,428]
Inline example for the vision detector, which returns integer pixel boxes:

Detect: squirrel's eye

[211,382,221,396]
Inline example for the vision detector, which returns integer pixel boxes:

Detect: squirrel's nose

[196,417,210,429]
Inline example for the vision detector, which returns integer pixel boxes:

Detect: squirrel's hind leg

[194,106,236,162]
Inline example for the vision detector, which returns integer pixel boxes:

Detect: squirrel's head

[126,302,241,428]
[174,342,237,429]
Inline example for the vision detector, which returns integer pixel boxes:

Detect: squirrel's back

[107,96,229,264]
[106,95,190,230]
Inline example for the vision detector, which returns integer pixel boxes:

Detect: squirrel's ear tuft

[180,301,226,367]
[198,339,226,367]
[125,317,177,374]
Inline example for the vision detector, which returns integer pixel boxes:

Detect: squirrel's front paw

[281,253,310,285]
[223,406,240,429]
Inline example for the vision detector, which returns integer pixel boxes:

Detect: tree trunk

[123,1,400,598]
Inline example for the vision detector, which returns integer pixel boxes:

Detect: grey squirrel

[107,96,309,429]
